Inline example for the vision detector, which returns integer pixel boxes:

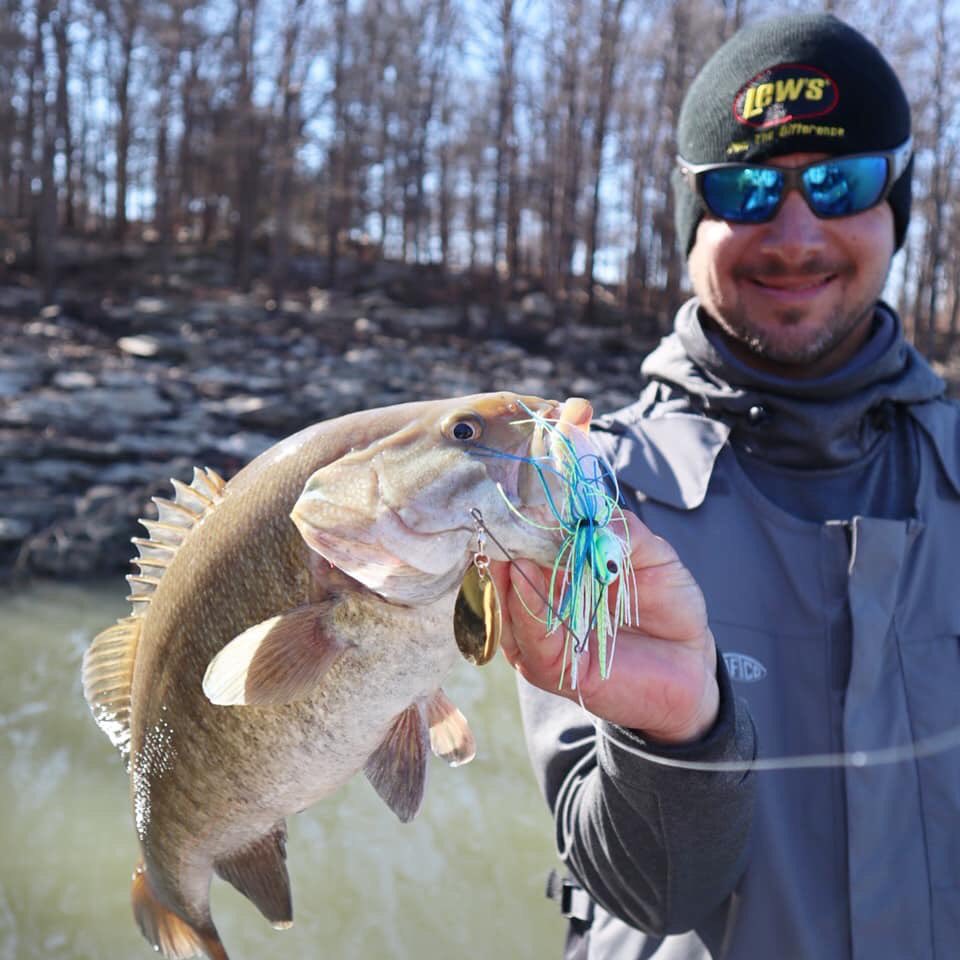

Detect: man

[491,14,960,959]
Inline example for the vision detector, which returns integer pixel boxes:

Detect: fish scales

[84,392,579,960]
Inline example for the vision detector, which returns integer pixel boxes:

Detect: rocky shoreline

[1,270,656,580]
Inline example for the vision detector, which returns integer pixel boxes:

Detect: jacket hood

[638,299,945,469]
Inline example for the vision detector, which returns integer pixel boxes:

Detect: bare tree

[96,0,140,242]
[270,0,310,302]
[584,0,628,320]
[231,0,262,291]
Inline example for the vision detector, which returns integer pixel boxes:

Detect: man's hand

[490,513,719,744]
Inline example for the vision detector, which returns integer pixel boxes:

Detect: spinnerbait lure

[472,402,638,688]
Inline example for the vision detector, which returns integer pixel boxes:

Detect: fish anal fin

[203,604,345,707]
[426,690,476,767]
[82,616,141,766]
[364,704,429,823]
[131,860,229,960]
[215,825,292,930]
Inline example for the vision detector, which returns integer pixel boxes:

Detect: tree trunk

[271,0,307,304]
[113,3,137,243]
[584,0,627,322]
[232,0,260,292]
[327,0,348,284]
[557,0,584,293]
[52,2,74,230]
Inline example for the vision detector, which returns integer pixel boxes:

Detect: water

[0,580,564,960]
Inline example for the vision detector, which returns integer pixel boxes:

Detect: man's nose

[760,189,827,258]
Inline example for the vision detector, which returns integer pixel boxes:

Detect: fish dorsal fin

[364,704,429,823]
[127,467,226,614]
[426,689,476,767]
[83,467,226,763]
[82,615,141,767]
[214,824,292,930]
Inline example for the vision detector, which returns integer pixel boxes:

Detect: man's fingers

[506,561,569,676]
[621,511,680,570]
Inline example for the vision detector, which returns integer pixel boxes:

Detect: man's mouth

[748,273,837,298]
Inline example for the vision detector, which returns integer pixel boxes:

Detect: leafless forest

[2,0,960,357]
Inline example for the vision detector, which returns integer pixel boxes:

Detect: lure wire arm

[468,507,591,660]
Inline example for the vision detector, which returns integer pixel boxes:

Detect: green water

[0,580,564,960]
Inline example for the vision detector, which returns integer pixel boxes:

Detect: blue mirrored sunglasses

[677,138,913,224]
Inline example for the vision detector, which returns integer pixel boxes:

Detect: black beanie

[673,14,913,256]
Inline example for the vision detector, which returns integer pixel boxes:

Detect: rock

[354,316,381,335]
[522,357,555,377]
[214,431,277,461]
[21,458,97,486]
[0,267,670,579]
[98,461,162,485]
[133,297,170,315]
[570,376,602,397]
[0,517,31,541]
[521,292,554,318]
[77,484,126,516]
[0,286,40,311]
[118,334,161,357]
[0,368,44,396]
[52,370,97,390]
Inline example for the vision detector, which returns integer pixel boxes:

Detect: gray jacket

[520,300,960,959]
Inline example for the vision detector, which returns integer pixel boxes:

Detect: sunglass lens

[702,166,783,223]
[803,155,888,217]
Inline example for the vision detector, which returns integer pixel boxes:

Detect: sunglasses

[677,138,913,224]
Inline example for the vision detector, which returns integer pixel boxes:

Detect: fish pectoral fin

[131,859,229,960]
[364,704,429,823]
[202,604,345,707]
[426,689,476,767]
[214,824,292,930]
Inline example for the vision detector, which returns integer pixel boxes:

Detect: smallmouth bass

[82,392,592,959]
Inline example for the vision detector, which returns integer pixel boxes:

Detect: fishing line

[472,508,960,774]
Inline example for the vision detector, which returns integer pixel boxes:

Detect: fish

[82,391,594,960]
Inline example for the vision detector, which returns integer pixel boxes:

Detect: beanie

[673,14,912,256]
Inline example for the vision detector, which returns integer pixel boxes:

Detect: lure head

[589,526,623,586]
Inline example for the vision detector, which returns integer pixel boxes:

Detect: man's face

[687,152,896,379]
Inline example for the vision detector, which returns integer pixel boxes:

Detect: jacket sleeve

[518,652,757,936]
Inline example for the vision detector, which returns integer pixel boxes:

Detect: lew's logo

[723,652,767,683]
[734,63,838,129]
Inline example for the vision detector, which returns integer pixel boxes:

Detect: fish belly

[139,591,459,881]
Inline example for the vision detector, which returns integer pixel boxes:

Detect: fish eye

[606,559,619,576]
[444,414,484,443]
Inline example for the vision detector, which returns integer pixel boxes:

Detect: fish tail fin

[131,860,229,960]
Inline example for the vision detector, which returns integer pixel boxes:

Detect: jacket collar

[637,299,945,470]
[594,299,950,509]
[909,401,960,496]
[592,407,730,510]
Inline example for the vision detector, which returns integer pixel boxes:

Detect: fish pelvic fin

[82,615,141,767]
[131,860,229,960]
[214,823,293,930]
[426,689,476,767]
[202,604,346,707]
[127,467,227,615]
[364,703,429,823]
